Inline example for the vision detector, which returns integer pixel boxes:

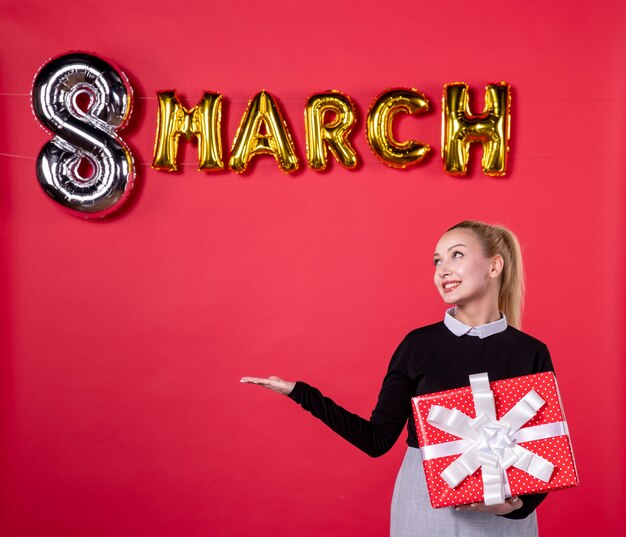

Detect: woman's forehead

[434,228,479,253]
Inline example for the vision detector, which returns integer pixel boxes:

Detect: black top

[288,321,555,520]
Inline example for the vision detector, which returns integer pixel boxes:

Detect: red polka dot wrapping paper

[411,372,579,508]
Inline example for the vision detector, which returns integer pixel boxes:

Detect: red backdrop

[1,1,624,536]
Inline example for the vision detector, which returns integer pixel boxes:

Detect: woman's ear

[489,255,504,278]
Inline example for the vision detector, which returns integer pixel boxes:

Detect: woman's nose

[437,261,451,278]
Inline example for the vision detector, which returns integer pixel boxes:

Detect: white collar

[443,307,508,339]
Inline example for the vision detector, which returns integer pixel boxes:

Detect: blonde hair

[447,221,525,329]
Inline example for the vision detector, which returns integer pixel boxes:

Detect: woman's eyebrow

[433,243,467,257]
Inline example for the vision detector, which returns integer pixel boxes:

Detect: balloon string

[0,152,36,160]
[0,153,199,165]
[0,93,311,104]
[2,92,626,102]
[2,151,626,166]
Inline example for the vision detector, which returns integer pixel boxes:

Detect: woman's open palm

[240,375,295,395]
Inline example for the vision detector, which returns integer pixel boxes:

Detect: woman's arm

[241,336,415,457]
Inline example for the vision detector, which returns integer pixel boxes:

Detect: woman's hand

[240,376,296,396]
[455,496,523,516]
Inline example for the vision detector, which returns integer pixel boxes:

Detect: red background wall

[1,1,624,536]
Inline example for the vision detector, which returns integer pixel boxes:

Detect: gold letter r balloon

[304,91,358,170]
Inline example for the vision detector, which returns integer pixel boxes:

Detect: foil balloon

[305,91,358,170]
[152,91,224,172]
[32,52,135,218]
[442,82,511,176]
[229,91,299,174]
[366,89,430,169]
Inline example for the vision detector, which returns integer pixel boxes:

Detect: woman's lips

[442,280,461,293]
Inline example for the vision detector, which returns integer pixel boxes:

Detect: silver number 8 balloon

[32,52,135,218]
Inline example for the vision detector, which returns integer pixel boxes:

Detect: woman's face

[433,228,500,307]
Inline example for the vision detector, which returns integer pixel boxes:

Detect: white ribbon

[424,372,555,506]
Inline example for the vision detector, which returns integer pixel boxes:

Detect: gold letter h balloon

[442,83,511,176]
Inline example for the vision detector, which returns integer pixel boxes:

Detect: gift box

[411,372,578,508]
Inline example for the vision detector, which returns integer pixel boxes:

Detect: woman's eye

[433,259,441,266]
[452,251,463,258]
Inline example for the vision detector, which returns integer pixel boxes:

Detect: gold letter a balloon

[229,91,299,174]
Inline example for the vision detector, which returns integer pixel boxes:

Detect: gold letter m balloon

[152,91,224,172]
[442,83,511,176]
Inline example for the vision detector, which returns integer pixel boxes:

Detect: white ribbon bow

[426,372,555,506]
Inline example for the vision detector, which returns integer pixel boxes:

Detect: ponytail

[447,221,525,329]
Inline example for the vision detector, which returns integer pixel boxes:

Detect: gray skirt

[390,447,538,537]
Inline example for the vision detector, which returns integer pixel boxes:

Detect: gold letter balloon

[152,91,224,172]
[366,89,431,169]
[304,91,358,170]
[442,82,511,176]
[229,91,299,174]
[31,52,135,218]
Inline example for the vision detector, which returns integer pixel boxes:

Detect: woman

[241,221,554,537]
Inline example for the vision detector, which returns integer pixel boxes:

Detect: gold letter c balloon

[366,89,430,169]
